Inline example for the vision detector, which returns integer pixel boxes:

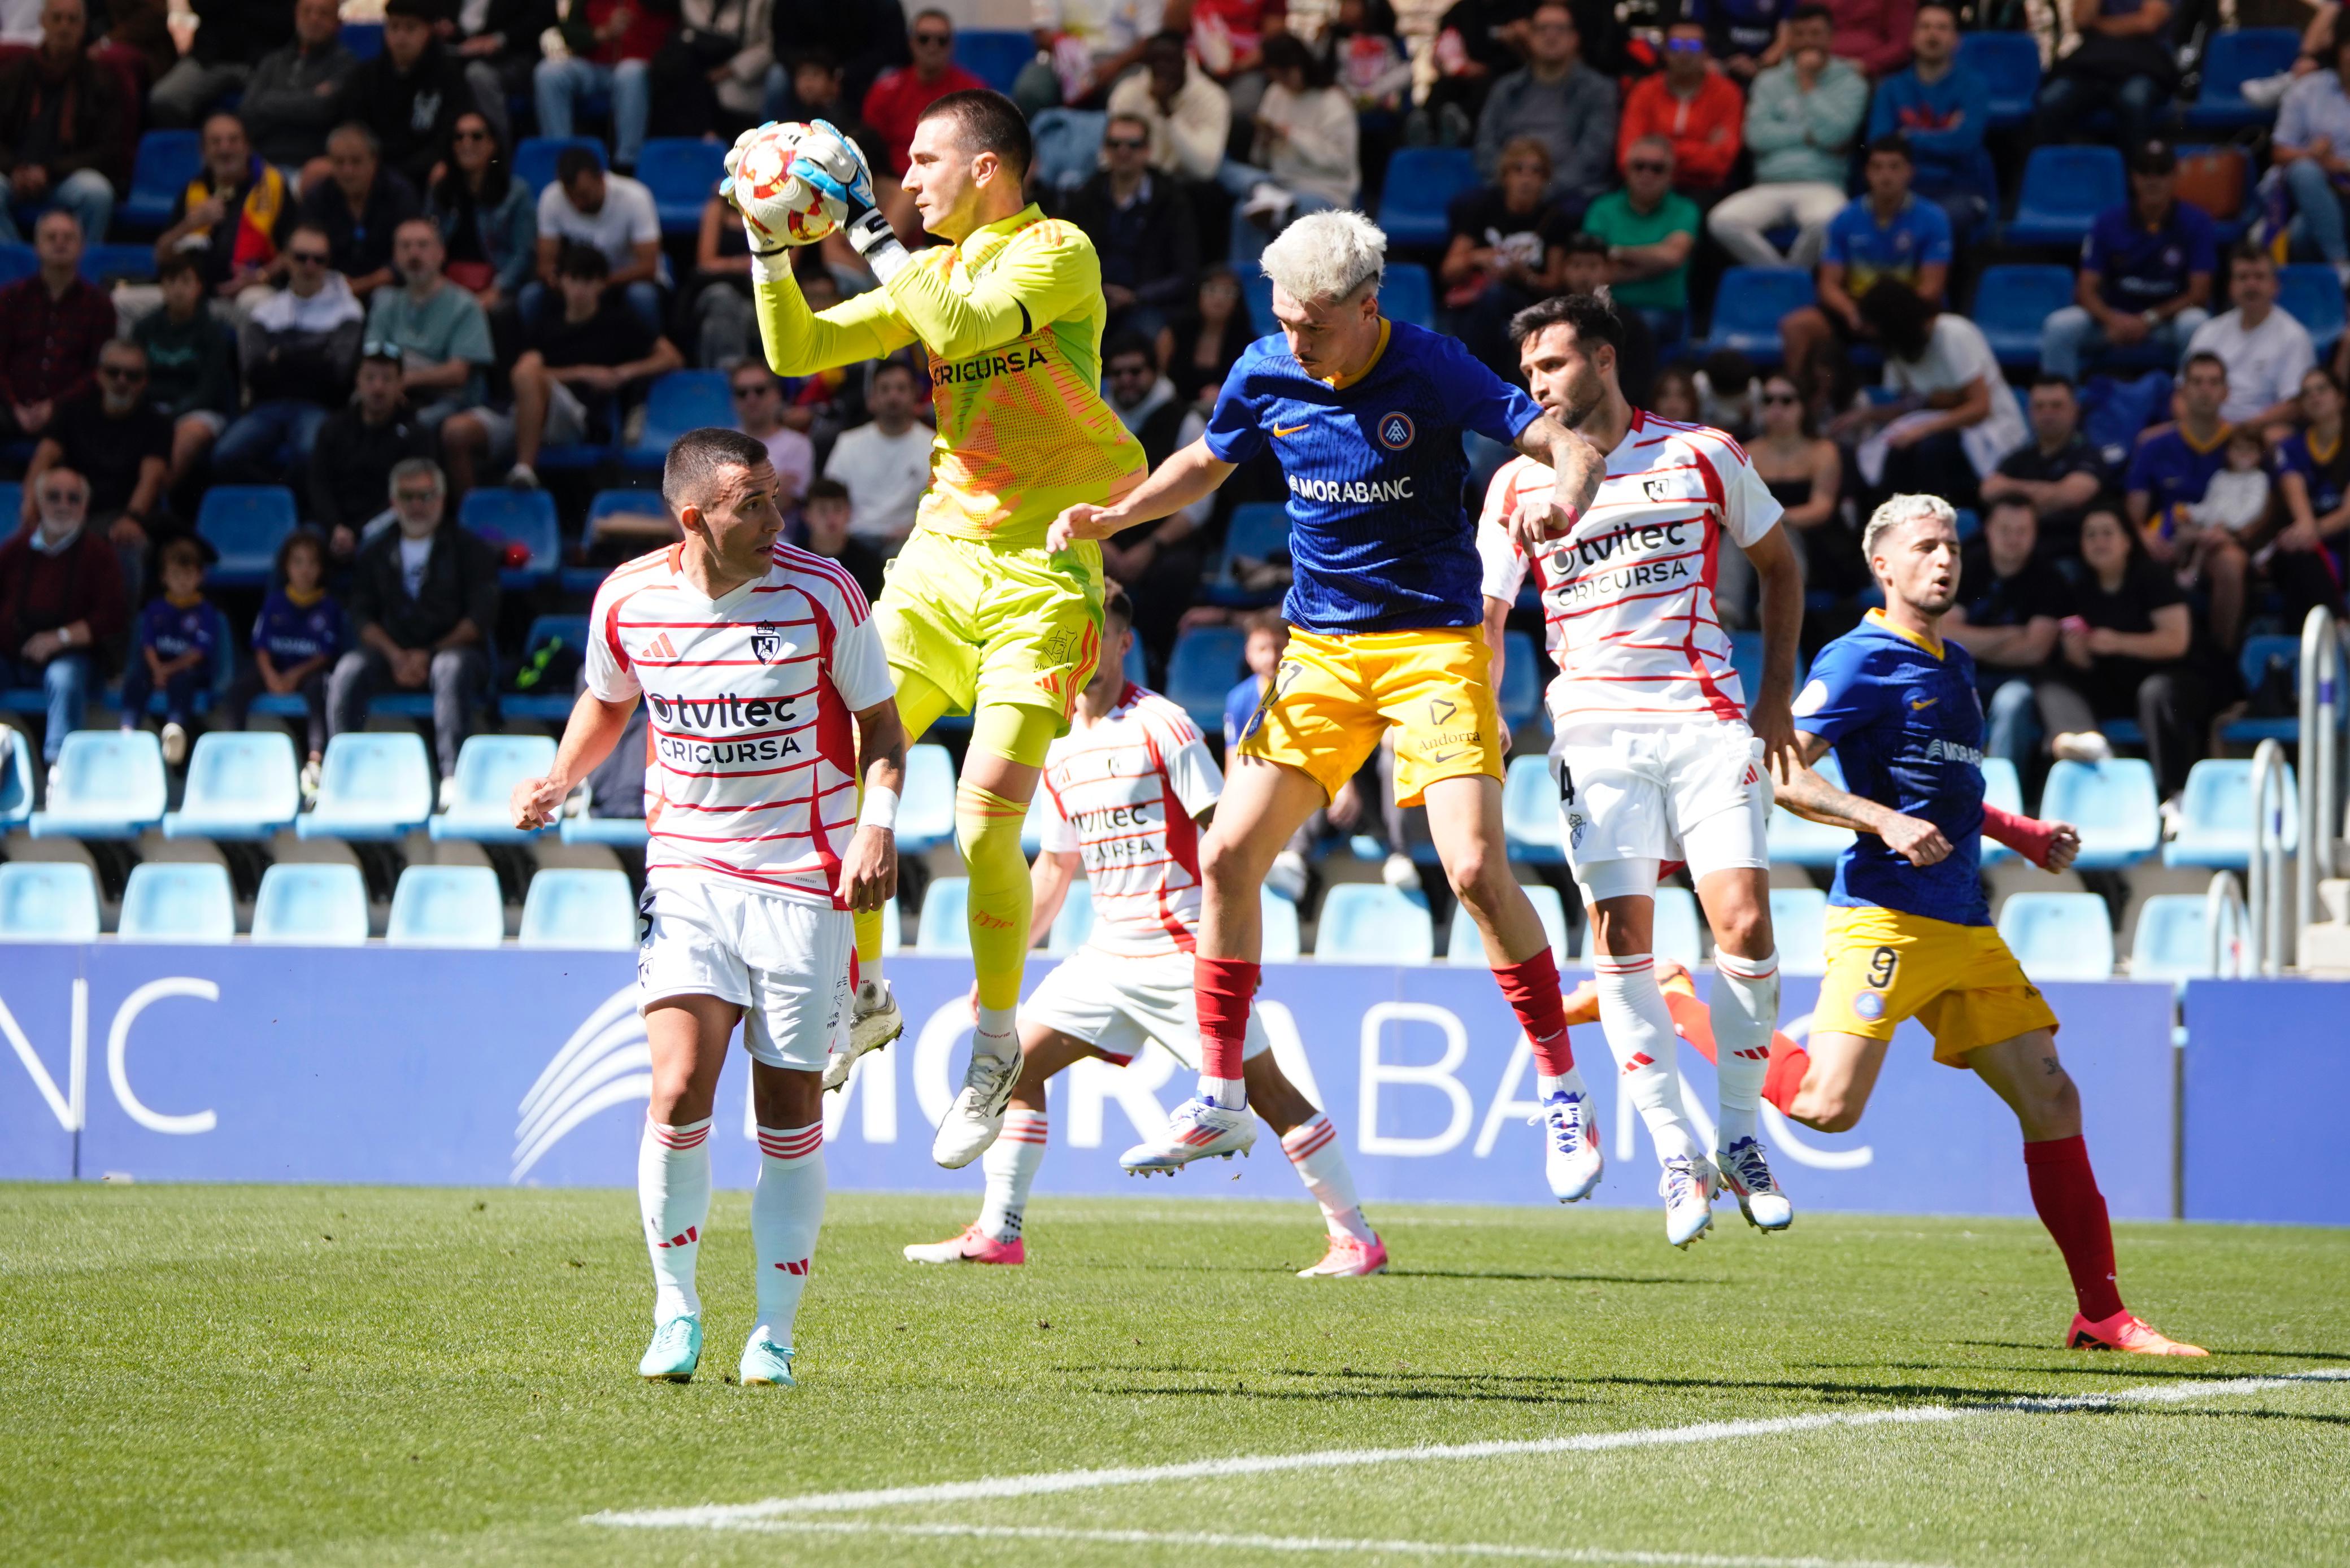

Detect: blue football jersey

[1203,319,1542,634]
[1791,611,1990,925]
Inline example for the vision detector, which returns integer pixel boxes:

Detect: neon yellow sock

[957,779,1032,1011]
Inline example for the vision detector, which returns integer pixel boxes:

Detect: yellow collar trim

[2313,429,2342,465]
[1323,318,1391,390]
[2180,420,2232,456]
[165,591,206,608]
[1866,607,1943,660]
[285,585,325,607]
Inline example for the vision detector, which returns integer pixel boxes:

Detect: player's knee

[1708,900,1772,960]
[1443,841,1504,909]
[1200,831,1261,895]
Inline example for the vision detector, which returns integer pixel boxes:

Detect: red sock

[1193,956,1260,1082]
[2023,1134,2125,1321]
[1491,947,1573,1077]
[1761,1035,1809,1114]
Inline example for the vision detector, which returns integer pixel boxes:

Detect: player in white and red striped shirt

[512,429,907,1387]
[1478,294,1806,1249]
[903,587,1386,1277]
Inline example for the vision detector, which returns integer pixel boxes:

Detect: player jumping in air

[1480,294,1806,1248]
[510,429,906,1387]
[1051,212,1610,1200]
[905,586,1387,1276]
[1765,493,2205,1355]
[729,92,1146,1169]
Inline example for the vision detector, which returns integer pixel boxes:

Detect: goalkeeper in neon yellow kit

[726,92,1146,1170]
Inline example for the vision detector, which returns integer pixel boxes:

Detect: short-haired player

[511,427,907,1386]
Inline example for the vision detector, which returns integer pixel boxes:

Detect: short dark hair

[1701,347,1752,395]
[384,0,434,20]
[276,526,326,583]
[2230,240,2275,268]
[556,146,603,188]
[1103,331,1155,367]
[1914,0,1960,18]
[1508,290,1625,356]
[2183,350,2229,379]
[869,358,920,390]
[1561,231,1609,260]
[804,476,849,505]
[662,426,771,515]
[1865,134,1913,163]
[554,241,608,281]
[1984,494,2036,522]
[158,536,207,576]
[917,89,1032,181]
[1788,2,1833,23]
[2029,373,2077,394]
[1102,579,1133,629]
[156,251,201,285]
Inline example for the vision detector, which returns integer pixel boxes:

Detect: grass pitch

[6,1184,2348,1567]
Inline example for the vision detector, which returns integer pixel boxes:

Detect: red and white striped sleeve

[1142,694,1222,822]
[584,567,647,702]
[1477,456,1533,604]
[1687,427,1785,548]
[797,554,893,712]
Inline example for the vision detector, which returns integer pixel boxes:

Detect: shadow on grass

[1380,1268,1704,1286]
[1954,1340,2350,1367]
[1083,1382,1599,1408]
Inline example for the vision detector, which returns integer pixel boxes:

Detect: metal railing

[2296,606,2341,964]
[2205,870,2249,979]
[2249,739,2291,975]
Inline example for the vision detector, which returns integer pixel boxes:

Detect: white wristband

[858,785,899,833]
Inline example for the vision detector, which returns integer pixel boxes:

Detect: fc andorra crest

[750,624,787,664]
[1376,411,1415,451]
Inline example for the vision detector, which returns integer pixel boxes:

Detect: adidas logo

[643,633,678,660]
[1624,1052,1653,1073]
[774,1257,810,1275]
[654,1225,698,1248]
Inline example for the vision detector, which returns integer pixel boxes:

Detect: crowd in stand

[0,0,2345,830]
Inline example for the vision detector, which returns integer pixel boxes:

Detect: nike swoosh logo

[1910,696,1939,710]
[1273,423,1308,436]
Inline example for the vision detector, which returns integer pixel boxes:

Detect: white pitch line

[586,1368,2350,1531]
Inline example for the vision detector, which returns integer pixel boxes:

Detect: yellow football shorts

[877,529,1103,733]
[1814,904,2060,1066]
[1234,626,1504,808]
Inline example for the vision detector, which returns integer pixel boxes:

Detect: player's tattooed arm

[1507,416,1604,548]
[512,690,639,830]
[1771,731,1955,867]
[1050,437,1238,551]
[841,698,907,911]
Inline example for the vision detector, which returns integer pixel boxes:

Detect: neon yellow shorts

[1814,904,2060,1066]
[876,529,1103,732]
[1234,626,1504,808]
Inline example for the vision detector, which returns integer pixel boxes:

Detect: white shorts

[1022,948,1272,1070]
[468,380,590,463]
[636,873,852,1072]
[1551,722,1773,904]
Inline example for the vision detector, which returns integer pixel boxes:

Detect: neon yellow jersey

[752,204,1146,549]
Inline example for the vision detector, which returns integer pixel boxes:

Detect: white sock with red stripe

[1709,949,1780,1149]
[1281,1113,1373,1242]
[638,1116,711,1321]
[751,1122,826,1348]
[1592,955,1704,1165]
[977,1107,1048,1242]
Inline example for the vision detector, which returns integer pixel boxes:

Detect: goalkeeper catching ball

[726,93,1147,1173]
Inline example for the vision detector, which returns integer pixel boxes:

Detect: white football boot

[1659,1153,1716,1248]
[1533,1091,1603,1202]
[1717,1135,1794,1232]
[930,1044,1022,1169]
[824,977,903,1092]
[1119,1096,1256,1175]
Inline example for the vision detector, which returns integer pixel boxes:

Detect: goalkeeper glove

[789,119,909,280]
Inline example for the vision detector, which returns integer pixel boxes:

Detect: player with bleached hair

[1051,211,1614,1203]
[511,428,906,1387]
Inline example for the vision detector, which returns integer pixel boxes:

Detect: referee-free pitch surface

[6,1185,2348,1566]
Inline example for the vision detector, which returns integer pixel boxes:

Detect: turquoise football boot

[738,1330,797,1388]
[638,1314,702,1382]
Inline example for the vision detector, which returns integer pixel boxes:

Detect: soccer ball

[734,130,845,246]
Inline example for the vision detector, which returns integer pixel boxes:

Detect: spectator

[1942,496,2070,770]
[365,218,495,434]
[1696,348,1760,435]
[1191,0,1287,88]
[1652,361,1701,423]
[797,476,886,602]
[772,49,889,171]
[0,467,123,761]
[2125,350,2244,648]
[2278,366,2350,567]
[1581,135,1699,342]
[693,187,758,368]
[2033,0,2175,153]
[1100,332,1206,653]
[2187,428,2273,534]
[2271,35,2350,286]
[336,0,475,192]
[820,358,932,550]
[1839,277,2025,507]
[2186,246,2316,433]
[533,148,665,335]
[1825,0,1913,77]
[1025,0,1164,112]
[1778,136,1951,411]
[224,527,346,785]
[0,210,115,442]
[1223,610,1286,750]
[863,9,987,177]
[1746,368,1848,591]
[240,0,360,173]
[0,0,121,247]
[1557,231,1655,406]
[134,254,240,490]
[1320,0,1412,117]
[154,113,297,303]
[1219,34,1358,268]
[768,0,911,115]
[328,457,499,790]
[538,0,671,171]
[1472,1,1617,216]
[216,223,366,485]
[1443,137,1574,377]
[443,0,555,150]
[299,124,422,301]
[310,346,437,556]
[1692,0,1791,83]
[1707,4,1867,269]
[1106,32,1233,184]
[150,0,294,128]
[2039,141,2214,382]
[1156,264,1249,408]
[116,537,216,766]
[1982,376,2107,557]
[21,339,170,582]
[1420,0,1532,143]
[650,0,778,140]
[1617,19,1743,200]
[449,243,682,490]
[731,363,813,504]
[427,112,536,316]
[1064,111,1202,341]
[1863,2,1992,239]
[2039,503,2204,801]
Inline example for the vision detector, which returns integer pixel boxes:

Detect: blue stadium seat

[0,243,35,284]
[1029,108,1107,195]
[2004,146,2125,247]
[1448,881,1566,964]
[1165,625,1247,731]
[898,743,958,853]
[1315,883,1434,962]
[342,20,383,58]
[2129,892,2227,982]
[121,130,202,231]
[2164,757,2297,869]
[1381,262,1435,330]
[460,487,561,590]
[2039,757,2160,869]
[0,482,19,529]
[1376,147,1481,250]
[1045,878,1095,955]
[2184,28,2301,129]
[1979,756,2024,865]
[1768,752,1855,869]
[386,865,506,947]
[1997,891,2114,980]
[0,860,99,940]
[250,863,369,945]
[916,876,971,952]
[197,486,299,589]
[81,243,157,285]
[519,868,637,949]
[1652,886,1703,969]
[2279,264,2347,356]
[1203,502,1289,606]
[1123,631,1148,687]
[163,731,301,840]
[1502,752,1563,861]
[1973,264,2076,368]
[1261,886,1303,962]
[2223,633,2302,743]
[1497,630,1542,729]
[625,371,733,468]
[28,730,166,839]
[1701,267,1814,360]
[636,138,726,236]
[585,486,672,542]
[560,815,650,847]
[0,722,32,829]
[431,734,560,842]
[1770,886,1829,975]
[117,861,236,943]
[513,136,604,194]
[1244,272,1277,336]
[953,29,1038,92]
[1960,31,2042,128]
[298,732,435,840]
[505,613,593,721]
